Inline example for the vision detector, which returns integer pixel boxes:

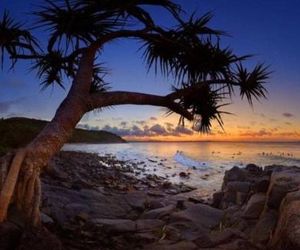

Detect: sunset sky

[1,0,300,141]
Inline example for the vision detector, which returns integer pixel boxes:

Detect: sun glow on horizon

[81,108,300,143]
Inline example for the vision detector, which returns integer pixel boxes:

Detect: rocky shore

[1,151,300,250]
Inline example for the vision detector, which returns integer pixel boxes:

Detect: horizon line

[127,140,300,143]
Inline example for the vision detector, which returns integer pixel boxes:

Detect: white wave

[174,151,209,169]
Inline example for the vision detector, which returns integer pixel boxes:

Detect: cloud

[112,117,122,121]
[120,121,127,127]
[237,125,251,130]
[100,123,194,137]
[134,120,146,125]
[101,125,130,136]
[239,127,300,139]
[0,102,11,113]
[149,124,167,134]
[240,129,272,137]
[271,127,279,132]
[282,112,294,118]
[278,132,300,137]
[77,124,100,130]
[172,126,194,135]
[165,122,174,131]
[150,116,157,121]
[0,97,27,115]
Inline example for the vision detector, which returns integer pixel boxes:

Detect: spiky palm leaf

[236,63,269,105]
[31,50,69,89]
[173,84,230,133]
[90,64,110,93]
[75,0,181,26]
[1,1,270,134]
[142,12,245,83]
[0,11,38,66]
[35,0,123,52]
[174,12,225,42]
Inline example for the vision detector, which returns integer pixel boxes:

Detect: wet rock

[165,189,180,195]
[179,172,188,178]
[144,240,198,250]
[252,176,270,193]
[167,241,198,250]
[243,193,266,219]
[192,230,214,248]
[264,165,285,174]
[65,203,91,217]
[251,209,278,245]
[147,191,165,197]
[269,190,300,249]
[212,191,224,208]
[245,163,262,174]
[141,205,175,219]
[236,192,248,205]
[76,212,89,222]
[36,152,300,250]
[222,190,236,207]
[223,167,246,188]
[41,213,54,225]
[176,200,186,210]
[134,232,159,243]
[265,169,300,209]
[216,239,259,250]
[136,219,164,232]
[93,219,136,233]
[209,228,246,247]
[188,197,205,204]
[167,220,208,242]
[17,227,62,250]
[267,183,292,209]
[226,181,251,193]
[170,203,224,230]
[146,199,166,209]
[163,225,182,241]
[0,222,22,250]
[124,191,148,211]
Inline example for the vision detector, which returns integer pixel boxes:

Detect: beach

[2,149,300,249]
[63,141,300,198]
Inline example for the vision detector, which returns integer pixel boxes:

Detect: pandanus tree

[0,0,269,226]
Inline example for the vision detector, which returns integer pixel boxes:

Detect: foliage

[0,117,125,156]
[0,0,270,133]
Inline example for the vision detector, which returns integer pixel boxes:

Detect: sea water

[63,141,300,196]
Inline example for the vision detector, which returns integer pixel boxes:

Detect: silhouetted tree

[0,0,269,226]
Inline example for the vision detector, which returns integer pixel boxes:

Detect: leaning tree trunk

[0,49,95,226]
[0,91,88,226]
[0,47,193,227]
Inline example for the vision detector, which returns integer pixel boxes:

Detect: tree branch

[166,79,240,100]
[88,28,155,52]
[10,54,42,60]
[88,91,194,121]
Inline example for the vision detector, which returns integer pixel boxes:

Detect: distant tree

[0,0,269,226]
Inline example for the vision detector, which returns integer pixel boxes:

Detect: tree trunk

[0,86,89,226]
[0,49,95,226]
[0,47,193,226]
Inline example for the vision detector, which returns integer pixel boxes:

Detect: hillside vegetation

[0,117,126,156]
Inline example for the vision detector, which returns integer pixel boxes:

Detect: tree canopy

[0,0,270,133]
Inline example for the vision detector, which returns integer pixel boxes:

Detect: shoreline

[2,151,300,250]
[40,151,300,249]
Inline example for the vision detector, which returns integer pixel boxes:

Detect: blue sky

[1,0,300,141]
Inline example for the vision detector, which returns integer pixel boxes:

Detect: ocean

[63,141,300,197]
